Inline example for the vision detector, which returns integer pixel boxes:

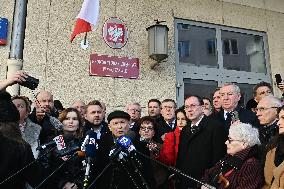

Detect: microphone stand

[117,157,142,189]
[86,156,148,189]
[85,162,112,189]
[128,156,150,189]
[0,145,57,186]
[34,152,77,189]
[135,150,216,189]
[83,157,92,189]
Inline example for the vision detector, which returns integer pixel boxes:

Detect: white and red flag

[70,0,100,42]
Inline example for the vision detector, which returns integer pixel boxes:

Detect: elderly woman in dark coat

[201,122,264,189]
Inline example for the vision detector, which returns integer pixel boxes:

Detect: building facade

[0,0,284,112]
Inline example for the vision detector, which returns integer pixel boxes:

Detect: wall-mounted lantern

[146,20,169,68]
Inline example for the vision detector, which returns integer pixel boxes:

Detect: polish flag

[70,0,100,42]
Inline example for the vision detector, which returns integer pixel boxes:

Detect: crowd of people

[0,70,284,189]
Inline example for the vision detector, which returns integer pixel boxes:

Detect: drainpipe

[6,0,28,95]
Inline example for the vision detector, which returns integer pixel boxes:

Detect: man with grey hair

[126,102,141,132]
[72,99,86,117]
[256,95,282,148]
[215,83,260,134]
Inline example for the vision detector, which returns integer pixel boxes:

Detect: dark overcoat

[175,115,227,189]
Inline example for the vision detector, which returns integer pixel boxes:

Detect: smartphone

[275,74,282,85]
[231,111,239,123]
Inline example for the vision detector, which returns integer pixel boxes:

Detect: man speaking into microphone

[91,110,155,189]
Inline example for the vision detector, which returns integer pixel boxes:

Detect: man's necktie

[225,112,232,120]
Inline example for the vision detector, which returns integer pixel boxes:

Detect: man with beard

[83,100,109,138]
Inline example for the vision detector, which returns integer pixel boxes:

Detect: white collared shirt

[224,111,231,120]
[191,115,204,127]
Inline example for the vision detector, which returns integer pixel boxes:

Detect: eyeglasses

[184,104,201,110]
[227,138,243,144]
[255,107,278,112]
[140,126,154,131]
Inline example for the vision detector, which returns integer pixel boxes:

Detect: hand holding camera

[0,70,29,90]
[275,74,284,93]
[1,70,39,90]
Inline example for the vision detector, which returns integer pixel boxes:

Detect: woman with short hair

[12,95,41,158]
[201,123,263,189]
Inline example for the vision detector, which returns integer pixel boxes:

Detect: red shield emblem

[103,17,128,49]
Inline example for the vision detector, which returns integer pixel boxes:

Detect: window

[177,24,217,67]
[178,41,190,58]
[207,39,216,56]
[177,22,267,73]
[223,39,238,55]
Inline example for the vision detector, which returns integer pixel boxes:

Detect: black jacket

[83,120,109,138]
[213,106,260,135]
[0,133,42,189]
[91,132,156,189]
[29,108,61,144]
[39,136,84,189]
[155,116,175,143]
[175,115,227,188]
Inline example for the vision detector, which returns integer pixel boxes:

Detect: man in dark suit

[176,96,227,189]
[155,99,177,143]
[92,110,155,189]
[216,83,260,134]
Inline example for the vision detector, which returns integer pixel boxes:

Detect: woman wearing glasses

[262,106,284,188]
[201,122,263,189]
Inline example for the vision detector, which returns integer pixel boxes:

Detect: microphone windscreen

[77,151,86,157]
[85,131,97,158]
[117,135,132,149]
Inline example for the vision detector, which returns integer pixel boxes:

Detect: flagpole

[84,32,87,45]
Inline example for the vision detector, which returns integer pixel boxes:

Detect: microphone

[36,134,73,150]
[109,131,136,161]
[56,145,85,157]
[83,130,97,188]
[85,130,97,158]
